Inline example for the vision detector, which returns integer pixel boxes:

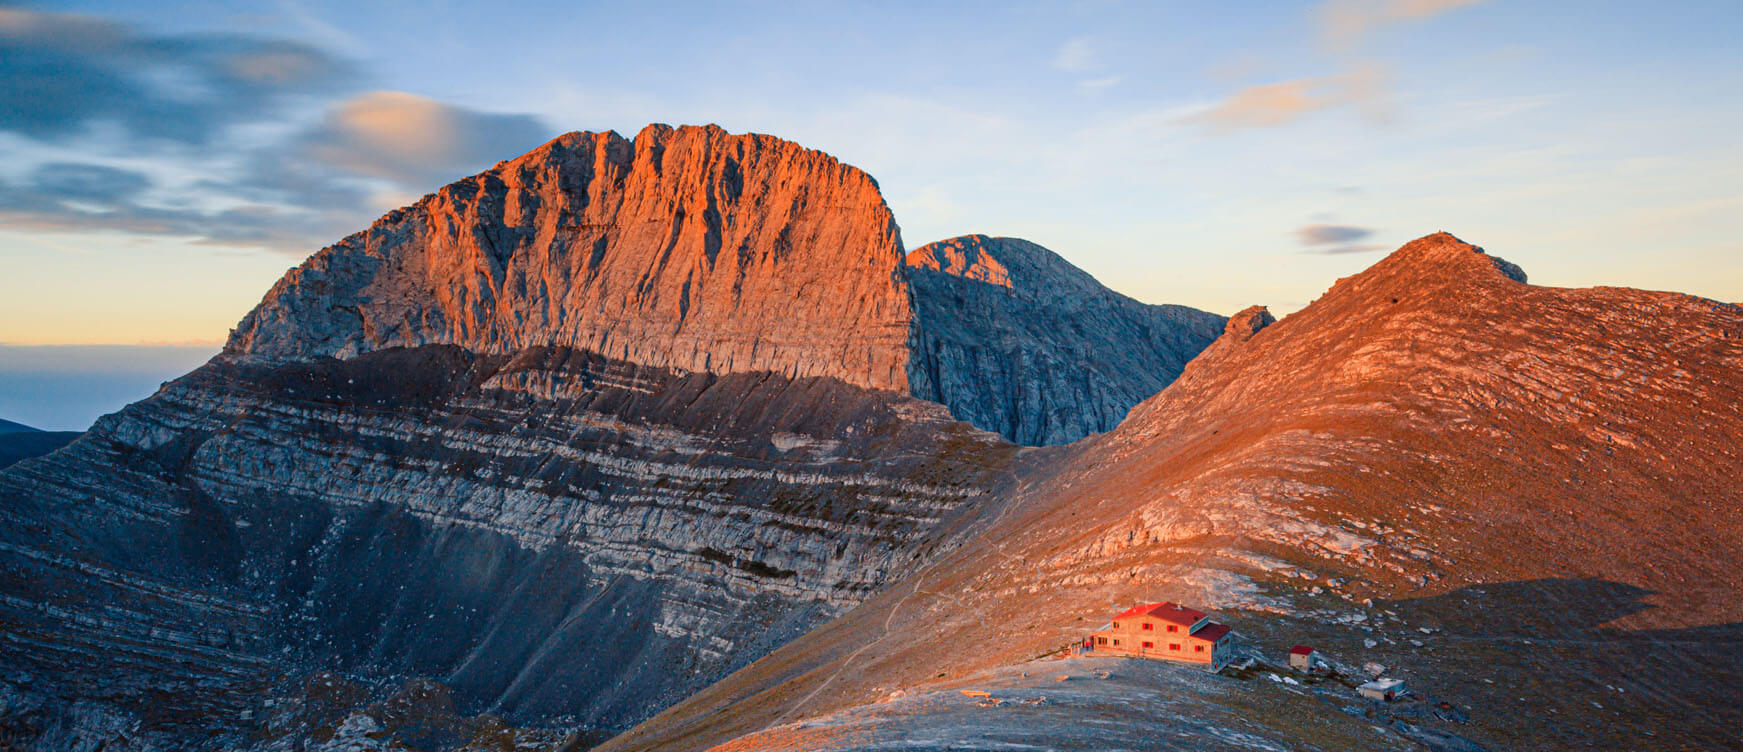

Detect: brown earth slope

[601,233,1743,752]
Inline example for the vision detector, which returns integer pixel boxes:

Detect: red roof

[1112,601,1207,626]
[1289,645,1316,655]
[1193,623,1232,642]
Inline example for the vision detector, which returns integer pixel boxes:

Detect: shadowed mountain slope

[906,235,1224,445]
[0,419,80,469]
[602,234,1743,752]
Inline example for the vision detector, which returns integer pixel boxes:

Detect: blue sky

[1,0,1740,428]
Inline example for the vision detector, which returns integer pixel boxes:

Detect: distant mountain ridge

[0,418,39,434]
[0,418,79,469]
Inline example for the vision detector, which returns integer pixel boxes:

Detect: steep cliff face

[222,132,1220,446]
[905,235,1225,445]
[226,125,915,391]
[605,234,1743,752]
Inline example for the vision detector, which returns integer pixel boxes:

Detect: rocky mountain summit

[226,126,1219,445]
[227,125,916,391]
[906,235,1223,445]
[0,125,1223,750]
[604,234,1743,752]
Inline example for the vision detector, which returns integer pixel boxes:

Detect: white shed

[1358,677,1405,701]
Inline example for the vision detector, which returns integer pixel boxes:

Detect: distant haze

[0,345,219,430]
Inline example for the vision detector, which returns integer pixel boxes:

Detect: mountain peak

[1386,231,1529,284]
[904,234,1014,288]
[226,123,912,390]
[1221,305,1275,341]
[905,234,1225,445]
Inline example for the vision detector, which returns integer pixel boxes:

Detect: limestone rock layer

[227,124,916,392]
[0,347,1012,748]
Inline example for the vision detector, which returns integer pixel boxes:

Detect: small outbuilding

[1288,645,1317,671]
[1358,677,1406,701]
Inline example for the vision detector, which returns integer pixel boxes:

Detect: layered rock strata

[0,346,1012,748]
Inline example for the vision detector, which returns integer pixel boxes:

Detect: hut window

[1097,637,1107,645]
[1167,625,1177,633]
[1143,623,1153,631]
[1195,645,1205,652]
[1143,641,1154,648]
[1169,643,1181,651]
[1112,639,1120,646]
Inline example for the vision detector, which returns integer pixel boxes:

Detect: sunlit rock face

[227,124,916,392]
[225,130,1223,447]
[906,234,1225,445]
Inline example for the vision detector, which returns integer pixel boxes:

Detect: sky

[1,0,1740,429]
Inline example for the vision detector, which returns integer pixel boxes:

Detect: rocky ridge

[0,419,80,470]
[905,235,1224,445]
[602,234,1743,752]
[225,127,1222,445]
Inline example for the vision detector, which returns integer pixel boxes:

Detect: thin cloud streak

[1319,0,1489,51]
[1187,62,1391,131]
[1305,243,1389,255]
[1294,224,1385,254]
[1052,36,1095,72]
[1296,224,1375,245]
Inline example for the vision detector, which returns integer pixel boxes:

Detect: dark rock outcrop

[0,419,79,469]
[905,235,1224,445]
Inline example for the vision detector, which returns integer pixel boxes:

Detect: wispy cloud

[1295,223,1386,254]
[298,91,549,189]
[1296,224,1374,245]
[1077,75,1123,94]
[1319,0,1489,51]
[1188,61,1390,130]
[1052,36,1095,72]
[0,8,551,254]
[0,6,350,145]
[1186,0,1480,132]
